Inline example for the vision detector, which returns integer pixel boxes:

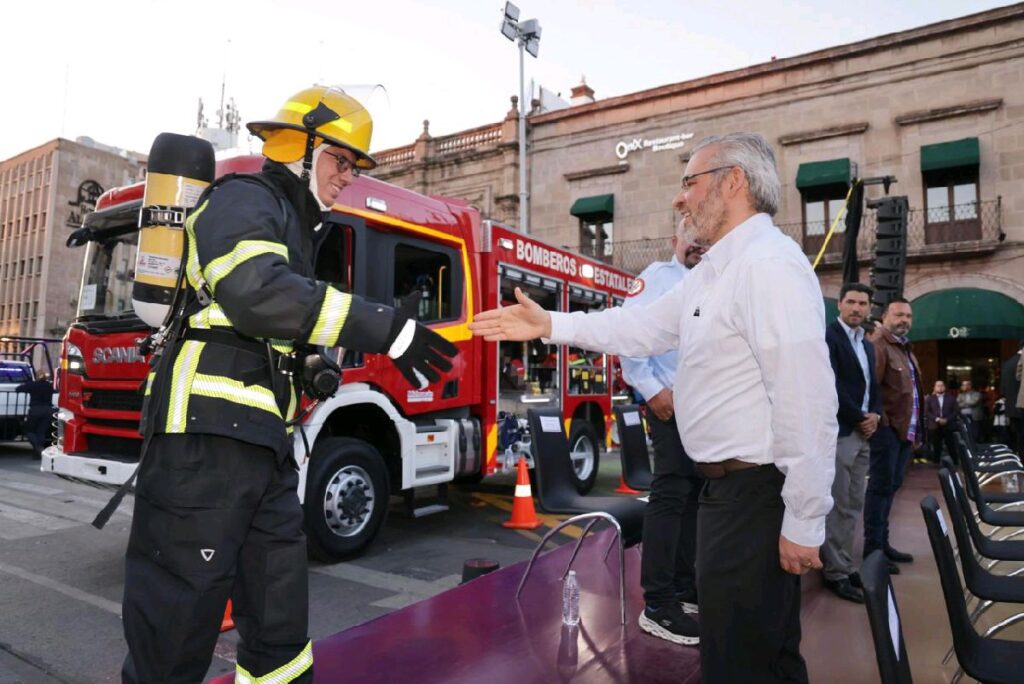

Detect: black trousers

[122,433,312,684]
[696,465,807,684]
[863,426,912,558]
[640,412,700,606]
[928,425,958,464]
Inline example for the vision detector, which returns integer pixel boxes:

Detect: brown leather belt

[695,458,760,479]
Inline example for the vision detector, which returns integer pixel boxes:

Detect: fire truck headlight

[64,343,85,374]
[56,408,74,446]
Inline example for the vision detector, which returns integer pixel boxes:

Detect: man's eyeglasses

[324,151,361,177]
[680,166,733,189]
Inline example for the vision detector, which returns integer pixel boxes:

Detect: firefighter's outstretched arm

[188,181,457,386]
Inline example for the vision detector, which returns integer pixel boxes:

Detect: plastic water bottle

[562,570,580,626]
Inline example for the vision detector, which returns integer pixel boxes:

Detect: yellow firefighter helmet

[247,86,377,170]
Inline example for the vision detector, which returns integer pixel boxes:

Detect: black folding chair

[612,404,652,491]
[949,445,1024,531]
[860,550,913,684]
[936,468,1024,665]
[921,495,1024,684]
[527,407,645,545]
[941,467,1024,567]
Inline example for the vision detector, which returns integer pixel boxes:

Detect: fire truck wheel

[568,421,600,495]
[304,437,390,561]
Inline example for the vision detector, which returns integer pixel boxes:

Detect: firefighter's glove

[386,318,458,389]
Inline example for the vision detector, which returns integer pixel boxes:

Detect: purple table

[211,530,701,683]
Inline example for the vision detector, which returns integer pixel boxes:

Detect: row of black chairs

[526,406,647,546]
[862,416,1024,683]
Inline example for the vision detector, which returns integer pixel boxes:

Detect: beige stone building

[0,138,145,366]
[372,4,1024,392]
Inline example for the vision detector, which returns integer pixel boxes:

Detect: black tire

[304,436,390,561]
[568,421,601,495]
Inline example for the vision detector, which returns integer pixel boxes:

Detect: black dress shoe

[887,561,900,575]
[848,572,862,589]
[885,546,914,563]
[824,577,864,603]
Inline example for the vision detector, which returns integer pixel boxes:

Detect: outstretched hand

[468,287,552,342]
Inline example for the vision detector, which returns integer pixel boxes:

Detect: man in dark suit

[925,380,959,463]
[822,283,882,602]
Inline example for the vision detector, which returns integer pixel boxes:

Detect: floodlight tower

[500,2,541,233]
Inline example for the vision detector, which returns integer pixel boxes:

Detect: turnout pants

[122,433,312,684]
[697,465,807,684]
[640,412,700,606]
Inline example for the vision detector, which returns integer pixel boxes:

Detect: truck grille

[82,434,142,461]
[84,389,143,413]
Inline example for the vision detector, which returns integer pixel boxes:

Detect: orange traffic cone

[614,475,642,495]
[503,456,542,529]
[220,599,235,632]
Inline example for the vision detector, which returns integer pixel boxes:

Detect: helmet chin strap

[301,133,317,184]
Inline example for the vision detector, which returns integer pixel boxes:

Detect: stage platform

[210,526,700,683]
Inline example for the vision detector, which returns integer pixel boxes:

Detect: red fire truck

[43,155,635,559]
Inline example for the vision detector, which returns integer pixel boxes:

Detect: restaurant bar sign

[67,180,104,228]
[615,132,694,160]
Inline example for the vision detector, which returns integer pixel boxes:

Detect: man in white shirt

[620,225,704,645]
[470,132,838,683]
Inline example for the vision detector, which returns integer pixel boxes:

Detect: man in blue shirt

[621,221,704,646]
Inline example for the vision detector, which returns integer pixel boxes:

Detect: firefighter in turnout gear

[121,86,459,683]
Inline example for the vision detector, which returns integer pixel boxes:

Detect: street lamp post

[500,2,541,233]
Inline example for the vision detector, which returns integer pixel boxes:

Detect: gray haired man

[470,133,838,683]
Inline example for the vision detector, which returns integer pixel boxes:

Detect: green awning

[823,297,839,323]
[909,288,1024,341]
[795,158,851,190]
[570,194,614,221]
[920,138,979,172]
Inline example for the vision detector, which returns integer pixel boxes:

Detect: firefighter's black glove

[385,293,458,389]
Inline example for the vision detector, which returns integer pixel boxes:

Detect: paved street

[0,441,622,683]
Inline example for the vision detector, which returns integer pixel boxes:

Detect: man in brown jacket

[864,297,922,573]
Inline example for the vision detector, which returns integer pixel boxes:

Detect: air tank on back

[132,133,215,327]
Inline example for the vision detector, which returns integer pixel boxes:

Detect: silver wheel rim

[571,434,596,482]
[322,464,375,538]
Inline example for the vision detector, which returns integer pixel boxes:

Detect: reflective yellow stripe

[235,640,312,684]
[285,386,298,433]
[165,341,205,432]
[309,287,352,346]
[281,101,313,114]
[190,373,281,418]
[188,303,233,330]
[143,372,156,397]
[183,200,209,291]
[204,240,289,294]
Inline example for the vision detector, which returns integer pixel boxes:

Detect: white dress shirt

[546,213,838,546]
[837,318,871,414]
[619,256,688,400]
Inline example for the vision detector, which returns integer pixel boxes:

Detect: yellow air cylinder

[132,133,215,327]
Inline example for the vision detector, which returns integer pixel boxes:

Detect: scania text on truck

[43,157,635,559]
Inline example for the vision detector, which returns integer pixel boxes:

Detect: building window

[579,220,614,263]
[570,194,615,264]
[36,256,42,274]
[920,137,981,244]
[795,158,853,257]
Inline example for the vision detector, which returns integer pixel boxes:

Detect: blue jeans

[863,426,912,557]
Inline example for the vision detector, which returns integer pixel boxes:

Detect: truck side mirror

[66,227,93,248]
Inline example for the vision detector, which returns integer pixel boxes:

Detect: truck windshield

[78,232,138,318]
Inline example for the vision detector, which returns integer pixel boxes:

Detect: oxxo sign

[948,326,971,339]
[615,132,695,160]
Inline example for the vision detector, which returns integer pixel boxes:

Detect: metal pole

[518,38,529,233]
